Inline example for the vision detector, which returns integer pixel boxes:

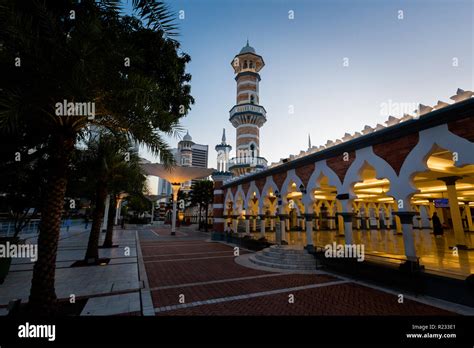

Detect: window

[243,60,248,69]
[250,95,255,104]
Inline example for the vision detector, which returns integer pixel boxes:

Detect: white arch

[280,169,304,197]
[234,185,247,212]
[342,147,399,197]
[259,176,279,212]
[307,160,343,193]
[398,124,474,200]
[245,181,261,214]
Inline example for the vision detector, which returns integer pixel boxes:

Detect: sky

[131,0,473,169]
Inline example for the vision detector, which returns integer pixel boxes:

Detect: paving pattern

[140,227,458,316]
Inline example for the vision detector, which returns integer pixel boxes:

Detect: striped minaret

[228,41,267,176]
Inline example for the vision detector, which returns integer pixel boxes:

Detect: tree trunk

[85,181,107,263]
[103,195,117,248]
[198,204,202,230]
[205,204,209,232]
[28,134,75,315]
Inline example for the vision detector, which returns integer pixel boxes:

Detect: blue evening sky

[128,0,473,169]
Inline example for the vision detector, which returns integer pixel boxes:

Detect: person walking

[84,215,89,229]
[432,212,444,238]
[65,216,72,233]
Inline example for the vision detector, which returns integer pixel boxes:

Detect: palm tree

[190,181,214,232]
[102,141,146,248]
[0,0,193,314]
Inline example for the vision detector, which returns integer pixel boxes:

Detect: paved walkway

[0,225,142,316]
[139,226,472,316]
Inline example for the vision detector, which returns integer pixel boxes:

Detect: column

[101,195,110,231]
[245,217,250,235]
[279,214,288,244]
[211,173,232,234]
[252,216,257,232]
[170,184,180,235]
[270,216,275,231]
[151,201,155,224]
[305,213,314,250]
[259,214,266,238]
[340,212,354,245]
[464,203,474,232]
[232,215,238,234]
[440,176,467,247]
[394,213,402,234]
[392,211,419,267]
[420,205,430,229]
[337,213,345,236]
[114,198,122,225]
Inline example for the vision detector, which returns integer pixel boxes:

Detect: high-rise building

[157,132,209,197]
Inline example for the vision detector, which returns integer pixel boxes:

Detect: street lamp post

[171,183,181,236]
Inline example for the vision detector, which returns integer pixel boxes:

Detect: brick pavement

[155,283,455,316]
[140,237,458,316]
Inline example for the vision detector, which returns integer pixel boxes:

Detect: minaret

[215,128,232,173]
[177,131,194,167]
[228,41,267,176]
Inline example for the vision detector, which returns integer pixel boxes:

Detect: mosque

[211,41,474,279]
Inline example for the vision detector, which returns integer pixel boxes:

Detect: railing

[229,103,266,118]
[0,220,40,237]
[228,156,267,167]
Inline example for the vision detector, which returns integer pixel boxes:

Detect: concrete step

[255,253,315,265]
[267,245,308,254]
[261,249,314,260]
[249,255,316,270]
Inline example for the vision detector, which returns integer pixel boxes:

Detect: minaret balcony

[229,103,267,127]
[228,156,267,170]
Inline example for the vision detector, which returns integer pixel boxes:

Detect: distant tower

[215,128,232,173]
[177,131,194,167]
[228,40,267,176]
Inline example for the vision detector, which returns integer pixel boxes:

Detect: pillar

[259,214,266,238]
[211,173,232,233]
[151,201,155,223]
[114,198,122,225]
[232,216,238,233]
[102,194,110,231]
[170,184,180,235]
[245,217,250,235]
[337,214,345,236]
[420,205,430,229]
[304,213,314,249]
[440,176,467,247]
[340,212,354,245]
[252,216,257,232]
[392,211,419,266]
[279,214,288,243]
[465,203,474,232]
[270,216,275,231]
